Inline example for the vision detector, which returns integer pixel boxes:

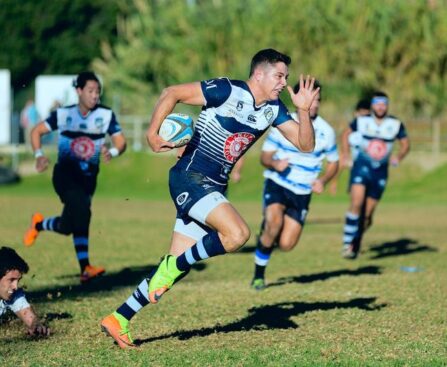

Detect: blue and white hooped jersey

[350,114,407,169]
[0,288,30,316]
[178,78,292,184]
[45,104,122,167]
[263,114,339,195]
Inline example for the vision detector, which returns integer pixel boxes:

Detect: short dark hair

[356,99,370,111]
[73,71,101,90]
[0,247,29,278]
[249,49,291,77]
[293,79,322,96]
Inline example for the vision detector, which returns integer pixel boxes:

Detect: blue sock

[37,216,60,232]
[73,235,89,271]
[176,231,226,272]
[343,212,360,245]
[254,238,274,279]
[116,278,150,321]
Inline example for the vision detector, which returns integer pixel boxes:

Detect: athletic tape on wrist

[109,147,119,158]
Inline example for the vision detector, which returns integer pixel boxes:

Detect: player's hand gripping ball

[158,113,194,148]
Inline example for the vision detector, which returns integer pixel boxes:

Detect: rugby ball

[159,113,194,147]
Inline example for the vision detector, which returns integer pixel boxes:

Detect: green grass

[0,154,446,366]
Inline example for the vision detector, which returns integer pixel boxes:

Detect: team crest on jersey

[70,137,95,160]
[223,132,255,162]
[236,101,244,111]
[66,116,73,127]
[264,107,274,123]
[366,139,387,160]
[95,117,104,129]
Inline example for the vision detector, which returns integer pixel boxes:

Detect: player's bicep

[171,82,206,106]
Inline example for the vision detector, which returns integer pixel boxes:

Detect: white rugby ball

[158,113,194,147]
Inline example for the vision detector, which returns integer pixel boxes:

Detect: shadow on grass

[136,297,386,345]
[27,263,207,304]
[368,238,437,259]
[267,266,382,288]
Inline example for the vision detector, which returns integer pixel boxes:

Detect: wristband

[34,149,44,159]
[109,147,119,158]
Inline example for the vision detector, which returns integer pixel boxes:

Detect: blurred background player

[23,71,127,283]
[328,98,370,195]
[0,246,50,337]
[251,80,339,290]
[101,49,319,348]
[340,92,410,259]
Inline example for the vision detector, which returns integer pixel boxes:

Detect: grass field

[1,153,446,366]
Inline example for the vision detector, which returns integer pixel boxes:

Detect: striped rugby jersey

[178,78,292,184]
[0,289,30,316]
[262,114,339,195]
[350,114,407,169]
[45,104,122,168]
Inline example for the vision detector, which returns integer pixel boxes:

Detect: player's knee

[278,240,297,252]
[57,222,72,235]
[264,217,283,236]
[224,225,251,252]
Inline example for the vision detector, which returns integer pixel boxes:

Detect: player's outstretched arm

[101,133,127,163]
[30,122,51,172]
[340,127,353,168]
[312,161,339,194]
[146,82,205,153]
[391,137,410,166]
[16,306,50,337]
[260,150,289,172]
[280,74,319,152]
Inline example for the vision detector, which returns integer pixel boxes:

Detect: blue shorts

[263,179,311,226]
[169,165,229,240]
[349,161,388,200]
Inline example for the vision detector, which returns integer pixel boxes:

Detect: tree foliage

[93,0,447,117]
[0,0,123,90]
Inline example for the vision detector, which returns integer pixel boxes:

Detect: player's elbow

[299,140,315,153]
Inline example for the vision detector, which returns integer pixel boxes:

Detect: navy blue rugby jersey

[44,104,122,168]
[350,114,407,169]
[178,78,292,184]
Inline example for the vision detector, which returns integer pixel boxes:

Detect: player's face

[310,92,320,119]
[77,80,101,111]
[372,101,388,119]
[0,270,21,301]
[259,62,289,101]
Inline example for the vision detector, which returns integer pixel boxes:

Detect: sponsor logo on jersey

[226,109,244,119]
[223,132,255,162]
[236,101,244,111]
[70,137,95,160]
[66,116,73,127]
[176,192,189,205]
[366,139,387,160]
[264,107,274,123]
[95,117,104,129]
[247,114,257,123]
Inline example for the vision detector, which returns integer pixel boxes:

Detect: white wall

[35,75,78,120]
[0,70,11,145]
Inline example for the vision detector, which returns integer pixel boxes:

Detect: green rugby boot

[148,255,184,303]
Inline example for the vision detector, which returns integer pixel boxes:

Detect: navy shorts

[349,161,388,200]
[169,165,228,237]
[263,179,311,226]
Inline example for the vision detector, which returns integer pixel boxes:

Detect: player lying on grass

[0,246,50,337]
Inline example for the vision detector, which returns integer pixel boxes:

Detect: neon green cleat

[101,312,135,349]
[251,278,266,291]
[148,255,184,304]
